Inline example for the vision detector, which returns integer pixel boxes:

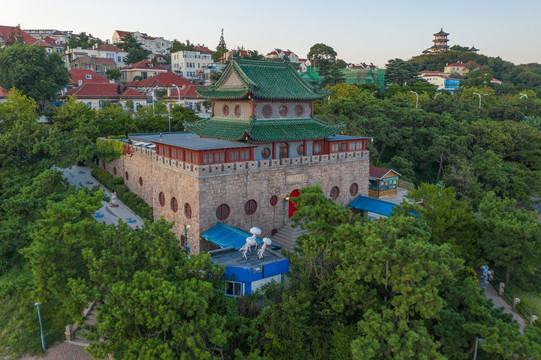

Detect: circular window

[350,183,359,196]
[184,203,192,219]
[244,199,257,215]
[159,192,165,207]
[139,177,143,186]
[113,167,117,175]
[279,105,288,117]
[125,171,129,181]
[263,105,272,118]
[223,105,229,116]
[171,197,178,213]
[330,186,340,200]
[297,144,304,156]
[295,104,304,116]
[262,147,271,159]
[216,204,230,221]
[270,195,278,207]
[234,105,242,117]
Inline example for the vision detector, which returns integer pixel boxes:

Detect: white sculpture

[258,237,272,259]
[239,227,261,259]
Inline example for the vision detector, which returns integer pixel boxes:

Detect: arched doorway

[288,189,300,218]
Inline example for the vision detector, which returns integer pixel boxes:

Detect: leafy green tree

[307,43,344,87]
[406,183,479,264]
[118,34,147,64]
[65,32,102,50]
[0,44,69,104]
[385,58,419,86]
[105,68,121,82]
[477,192,541,284]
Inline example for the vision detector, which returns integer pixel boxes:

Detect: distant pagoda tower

[430,28,449,54]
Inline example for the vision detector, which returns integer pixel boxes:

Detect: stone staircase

[271,221,308,252]
[66,302,101,347]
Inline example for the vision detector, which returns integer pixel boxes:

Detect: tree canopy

[0,44,69,104]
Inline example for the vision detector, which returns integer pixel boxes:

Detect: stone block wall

[101,144,369,255]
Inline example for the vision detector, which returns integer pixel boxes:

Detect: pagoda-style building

[188,57,343,155]
[430,28,450,54]
[100,57,370,254]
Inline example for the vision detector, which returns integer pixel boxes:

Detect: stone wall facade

[101,145,369,255]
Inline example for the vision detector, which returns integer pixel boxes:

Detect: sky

[2,0,540,67]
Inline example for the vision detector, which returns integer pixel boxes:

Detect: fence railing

[489,271,540,329]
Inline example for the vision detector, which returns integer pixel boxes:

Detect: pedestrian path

[59,165,144,230]
[477,272,526,333]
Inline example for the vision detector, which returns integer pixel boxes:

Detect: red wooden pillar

[250,99,255,117]
[211,101,215,116]
[303,139,307,156]
[272,141,276,159]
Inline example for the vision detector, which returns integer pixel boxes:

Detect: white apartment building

[112,30,172,56]
[171,50,212,82]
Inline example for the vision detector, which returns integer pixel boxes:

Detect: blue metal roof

[348,195,398,216]
[201,223,281,250]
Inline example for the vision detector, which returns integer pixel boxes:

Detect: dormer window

[85,74,92,80]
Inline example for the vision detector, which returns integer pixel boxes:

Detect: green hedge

[91,168,153,222]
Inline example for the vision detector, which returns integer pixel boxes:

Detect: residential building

[0,25,38,46]
[430,28,450,54]
[70,55,117,76]
[112,30,172,56]
[62,83,146,110]
[65,43,128,68]
[444,61,480,76]
[99,58,371,255]
[171,50,213,83]
[209,245,289,297]
[23,29,71,47]
[219,49,250,62]
[120,60,167,83]
[163,84,206,111]
[68,69,109,87]
[418,71,460,93]
[125,71,192,97]
[266,49,299,63]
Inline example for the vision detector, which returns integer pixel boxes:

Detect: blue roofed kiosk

[99,57,371,254]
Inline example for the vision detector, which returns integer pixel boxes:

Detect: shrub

[91,169,153,222]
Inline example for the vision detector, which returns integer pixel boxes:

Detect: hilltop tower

[430,28,449,54]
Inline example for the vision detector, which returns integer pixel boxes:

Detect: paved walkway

[59,165,144,229]
[477,273,526,333]
[17,342,99,360]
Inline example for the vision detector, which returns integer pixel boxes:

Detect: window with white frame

[225,281,243,297]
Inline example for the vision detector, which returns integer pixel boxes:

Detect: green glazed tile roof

[196,58,330,101]
[185,118,249,140]
[185,116,344,142]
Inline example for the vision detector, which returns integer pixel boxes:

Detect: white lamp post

[473,337,485,360]
[172,84,181,106]
[151,86,159,115]
[409,91,419,108]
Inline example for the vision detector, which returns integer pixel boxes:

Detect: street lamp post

[472,92,488,109]
[172,84,181,106]
[409,91,419,108]
[473,337,485,360]
[371,90,378,96]
[151,86,159,115]
[34,302,46,352]
[520,93,528,99]
[434,92,442,100]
